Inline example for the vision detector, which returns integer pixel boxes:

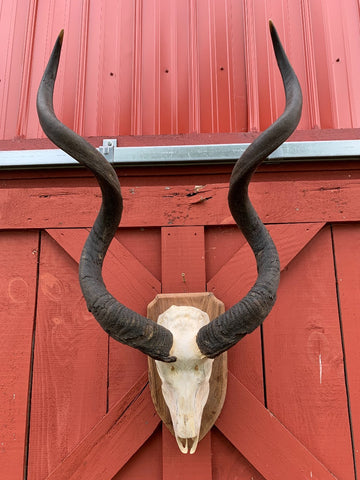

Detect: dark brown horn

[196,21,303,358]
[36,30,175,363]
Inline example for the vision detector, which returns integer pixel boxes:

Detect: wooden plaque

[147,292,227,441]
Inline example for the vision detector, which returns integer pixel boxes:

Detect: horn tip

[59,29,64,45]
[268,19,281,48]
[268,19,276,35]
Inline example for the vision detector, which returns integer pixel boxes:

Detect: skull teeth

[189,436,199,454]
[176,436,188,454]
[175,436,199,454]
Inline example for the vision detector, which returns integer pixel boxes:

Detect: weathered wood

[47,228,161,314]
[0,160,359,189]
[27,233,109,480]
[0,154,357,480]
[263,227,355,479]
[0,231,38,480]
[161,226,206,293]
[209,223,325,307]
[211,428,265,479]
[0,176,359,229]
[217,372,338,480]
[159,227,214,477]
[47,228,159,408]
[110,227,161,407]
[148,292,225,316]
[147,293,227,441]
[208,222,325,400]
[112,427,162,479]
[45,373,160,480]
[205,225,246,281]
[162,427,213,480]
[114,227,161,281]
[109,342,147,410]
[332,224,360,474]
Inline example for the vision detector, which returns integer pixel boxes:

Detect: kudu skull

[37,21,302,454]
[155,305,214,454]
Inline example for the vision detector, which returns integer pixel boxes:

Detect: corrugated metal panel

[1,0,360,141]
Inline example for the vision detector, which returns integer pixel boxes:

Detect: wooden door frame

[1,163,359,479]
[43,222,337,479]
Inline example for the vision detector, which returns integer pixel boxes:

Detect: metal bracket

[98,139,117,163]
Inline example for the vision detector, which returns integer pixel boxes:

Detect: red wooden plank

[209,222,325,306]
[109,230,161,408]
[27,233,108,480]
[109,342,147,410]
[161,226,206,293]
[208,223,325,400]
[113,427,162,480]
[45,372,160,480]
[0,176,359,229]
[162,427,212,479]
[216,373,338,480]
[161,225,213,478]
[205,225,246,281]
[46,228,160,408]
[263,227,354,479]
[47,228,161,314]
[0,231,38,480]
[115,228,161,281]
[211,428,265,480]
[333,224,360,474]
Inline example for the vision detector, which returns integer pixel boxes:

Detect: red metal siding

[1,0,360,141]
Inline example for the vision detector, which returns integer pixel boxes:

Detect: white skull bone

[155,305,214,454]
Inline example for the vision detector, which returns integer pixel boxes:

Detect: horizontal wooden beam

[46,373,160,480]
[216,373,337,480]
[1,177,359,229]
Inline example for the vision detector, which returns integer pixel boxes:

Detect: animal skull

[36,21,302,454]
[155,306,214,454]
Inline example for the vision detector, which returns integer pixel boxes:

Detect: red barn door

[0,164,359,479]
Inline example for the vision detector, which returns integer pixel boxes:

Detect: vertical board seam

[260,324,268,409]
[23,230,42,480]
[330,224,358,479]
[106,335,110,414]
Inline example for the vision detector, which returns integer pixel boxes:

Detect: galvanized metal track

[0,140,359,169]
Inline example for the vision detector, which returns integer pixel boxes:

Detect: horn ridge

[37,31,175,363]
[196,22,302,358]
